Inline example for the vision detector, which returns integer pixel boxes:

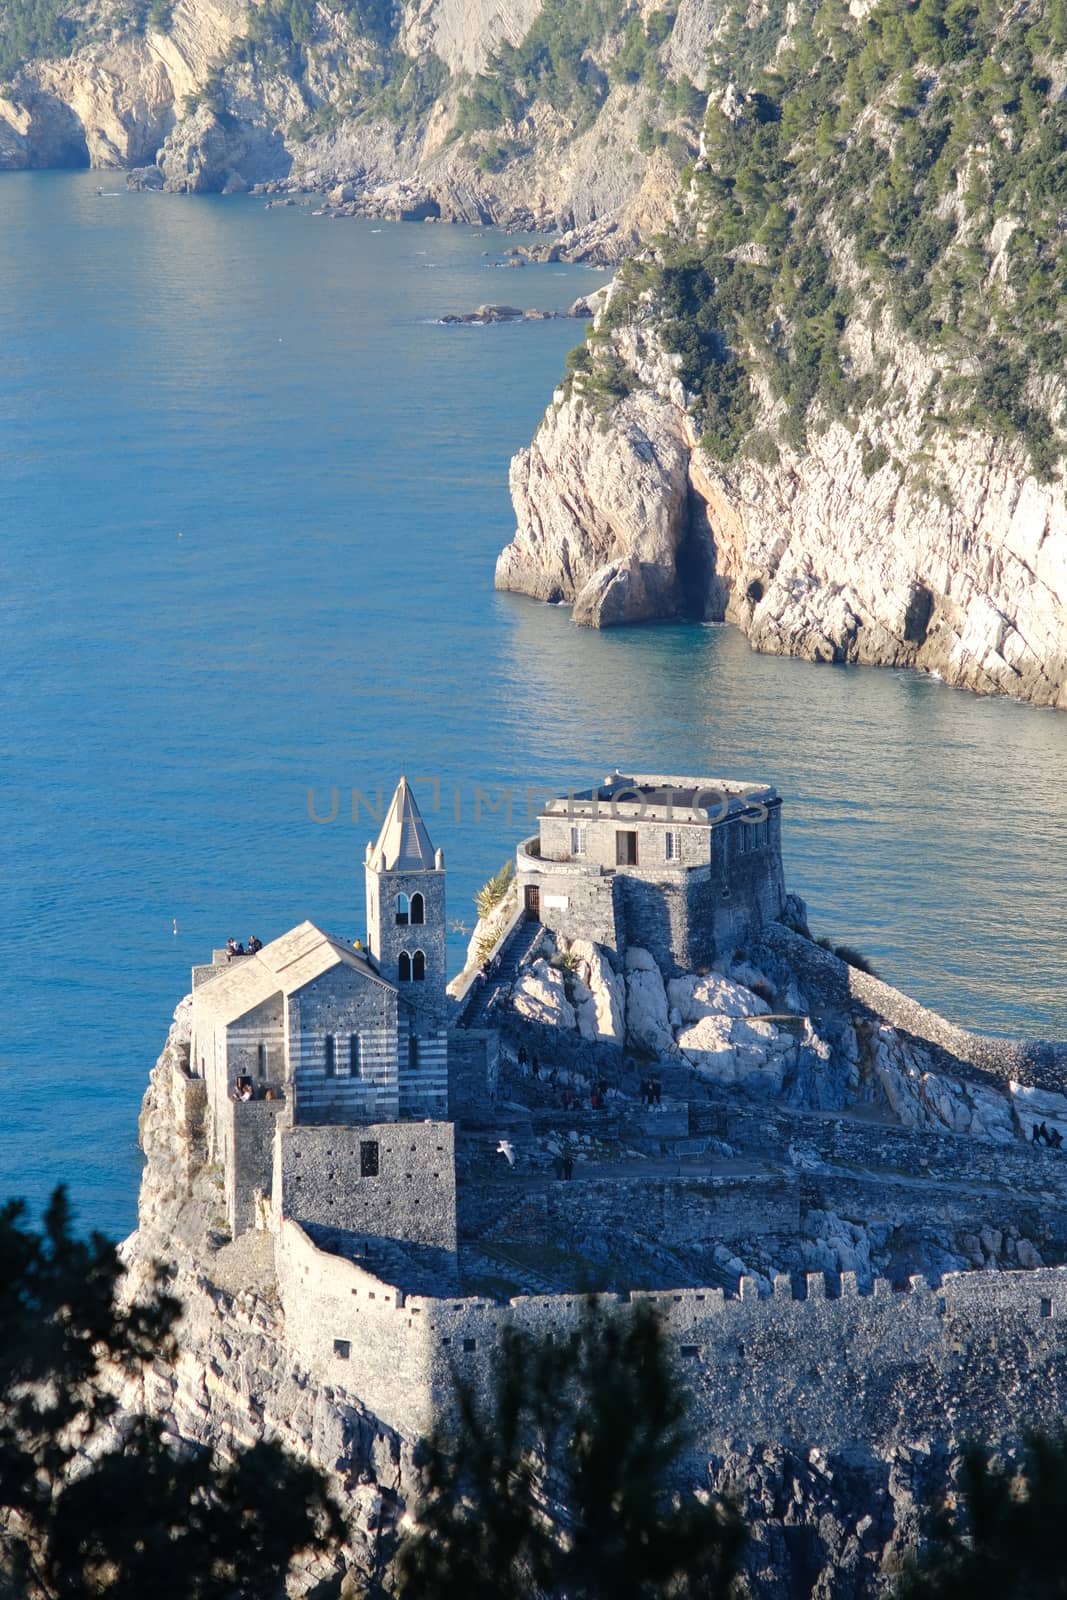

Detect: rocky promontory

[498,340,1067,706]
[498,0,1067,708]
[117,896,1067,1597]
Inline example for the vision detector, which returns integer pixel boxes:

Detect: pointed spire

[367,776,438,872]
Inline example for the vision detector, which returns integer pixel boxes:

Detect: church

[188,777,451,1236]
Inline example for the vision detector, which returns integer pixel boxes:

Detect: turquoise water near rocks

[2,171,1065,1238]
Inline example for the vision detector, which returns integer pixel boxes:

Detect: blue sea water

[1,171,1065,1239]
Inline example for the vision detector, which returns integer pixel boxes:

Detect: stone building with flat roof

[514,771,786,973]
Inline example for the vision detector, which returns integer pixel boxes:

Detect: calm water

[2,172,1065,1238]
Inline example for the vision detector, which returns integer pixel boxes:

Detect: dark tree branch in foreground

[899,1432,1067,1599]
[396,1298,745,1600]
[0,1187,344,1600]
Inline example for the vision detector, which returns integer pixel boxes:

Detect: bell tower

[365,776,446,1017]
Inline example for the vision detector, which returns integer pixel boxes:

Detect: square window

[463,1337,477,1352]
[1041,1297,1054,1319]
[333,1339,351,1360]
[360,1140,380,1178]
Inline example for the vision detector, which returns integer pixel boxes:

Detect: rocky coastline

[497,299,1067,709]
[0,0,713,264]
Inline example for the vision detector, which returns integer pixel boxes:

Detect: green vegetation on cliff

[457,2,678,133]
[593,0,1066,476]
[0,0,78,80]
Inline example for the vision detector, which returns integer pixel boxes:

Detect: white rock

[625,967,675,1055]
[569,940,625,1042]
[511,959,576,1030]
[666,972,770,1023]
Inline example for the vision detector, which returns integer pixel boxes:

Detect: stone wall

[519,861,622,952]
[398,1012,448,1118]
[757,924,1067,1090]
[458,1172,798,1255]
[274,1219,438,1438]
[224,1096,287,1237]
[422,1267,1067,1451]
[275,1121,458,1257]
[448,1028,501,1114]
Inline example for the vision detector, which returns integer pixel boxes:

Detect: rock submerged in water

[440,304,562,325]
[126,165,163,191]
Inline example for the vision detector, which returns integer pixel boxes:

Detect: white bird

[496,1139,515,1167]
[172,917,178,936]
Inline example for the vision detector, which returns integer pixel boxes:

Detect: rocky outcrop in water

[497,312,1067,708]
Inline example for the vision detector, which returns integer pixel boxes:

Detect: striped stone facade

[187,778,456,1240]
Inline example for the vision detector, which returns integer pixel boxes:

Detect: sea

[1,171,1065,1239]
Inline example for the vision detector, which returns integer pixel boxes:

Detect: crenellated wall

[273,1218,1067,1453]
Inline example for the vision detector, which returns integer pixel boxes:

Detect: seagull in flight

[496,1139,515,1167]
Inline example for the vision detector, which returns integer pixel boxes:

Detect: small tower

[365,778,448,1115]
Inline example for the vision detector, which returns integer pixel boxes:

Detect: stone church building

[188,777,450,1235]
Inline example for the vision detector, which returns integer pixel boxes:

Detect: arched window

[410,891,425,925]
[412,949,426,982]
[395,893,410,926]
[398,951,412,982]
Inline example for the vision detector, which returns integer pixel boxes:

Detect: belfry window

[395,893,410,926]
[398,951,412,982]
[412,949,426,981]
[410,892,425,925]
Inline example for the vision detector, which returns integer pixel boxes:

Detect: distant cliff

[0,0,717,255]
[497,0,1067,707]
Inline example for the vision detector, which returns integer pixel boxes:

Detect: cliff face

[0,0,716,251]
[500,331,1067,705]
[498,0,1067,705]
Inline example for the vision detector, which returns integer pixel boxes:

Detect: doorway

[616,831,638,866]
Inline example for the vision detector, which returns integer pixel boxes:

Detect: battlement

[272,1212,1067,1447]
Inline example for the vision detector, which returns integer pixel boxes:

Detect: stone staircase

[458,919,546,1030]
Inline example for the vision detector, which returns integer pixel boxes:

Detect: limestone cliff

[498,0,1067,706]
[500,329,1067,705]
[0,0,715,252]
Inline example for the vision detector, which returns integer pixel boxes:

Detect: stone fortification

[123,799,1067,1596]
[758,923,1067,1090]
[273,1210,1067,1464]
[274,1122,458,1263]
